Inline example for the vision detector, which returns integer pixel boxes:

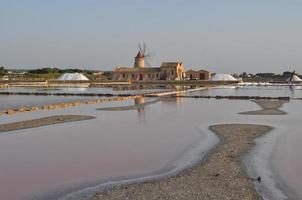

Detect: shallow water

[0,95,103,110]
[0,94,301,200]
[0,98,232,200]
[189,85,302,98]
[244,101,302,200]
[0,85,172,95]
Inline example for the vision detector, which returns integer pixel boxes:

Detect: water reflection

[134,97,146,124]
[96,97,184,124]
[160,97,184,108]
[188,85,302,98]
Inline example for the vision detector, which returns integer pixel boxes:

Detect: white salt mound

[287,75,302,82]
[57,73,89,81]
[210,74,237,81]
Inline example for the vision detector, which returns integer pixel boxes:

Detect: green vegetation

[24,67,97,80]
[0,67,7,76]
[27,67,94,75]
[0,66,113,81]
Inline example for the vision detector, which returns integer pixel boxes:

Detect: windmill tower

[134,43,151,68]
[134,51,145,68]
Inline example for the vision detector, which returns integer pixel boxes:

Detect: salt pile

[287,75,302,82]
[57,73,89,81]
[210,74,237,81]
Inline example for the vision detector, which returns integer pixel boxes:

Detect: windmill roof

[135,51,144,58]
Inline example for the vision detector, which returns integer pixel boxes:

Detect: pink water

[0,97,302,200]
[0,98,227,200]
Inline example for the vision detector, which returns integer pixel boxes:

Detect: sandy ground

[239,100,288,115]
[0,115,95,133]
[91,124,271,200]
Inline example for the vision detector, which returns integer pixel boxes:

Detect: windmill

[134,43,152,68]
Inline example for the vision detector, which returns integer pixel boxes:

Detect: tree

[283,71,294,77]
[0,67,7,76]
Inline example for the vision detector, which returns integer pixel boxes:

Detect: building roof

[186,69,211,73]
[160,62,182,68]
[114,67,160,73]
[197,69,210,73]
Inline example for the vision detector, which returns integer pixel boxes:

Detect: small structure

[210,74,237,81]
[186,69,211,80]
[57,73,89,81]
[112,49,185,81]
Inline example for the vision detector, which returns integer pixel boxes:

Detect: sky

[1,0,302,73]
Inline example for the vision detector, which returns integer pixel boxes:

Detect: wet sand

[91,124,272,200]
[239,100,288,115]
[0,115,95,133]
[0,96,138,115]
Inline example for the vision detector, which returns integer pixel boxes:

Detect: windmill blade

[144,52,152,58]
[138,43,143,53]
[143,43,146,54]
[145,58,152,67]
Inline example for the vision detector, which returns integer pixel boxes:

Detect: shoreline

[91,124,272,200]
[0,115,95,133]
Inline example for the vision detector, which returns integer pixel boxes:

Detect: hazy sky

[1,0,302,73]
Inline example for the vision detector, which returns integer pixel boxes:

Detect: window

[171,70,174,75]
[122,74,126,78]
[132,74,135,78]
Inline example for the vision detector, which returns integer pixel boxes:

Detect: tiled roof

[186,69,211,73]
[160,62,182,68]
[114,67,160,73]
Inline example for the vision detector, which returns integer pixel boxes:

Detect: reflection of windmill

[134,43,152,68]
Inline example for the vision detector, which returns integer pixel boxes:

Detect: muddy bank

[0,96,138,116]
[91,124,271,200]
[0,115,95,133]
[182,95,290,101]
[240,100,288,115]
